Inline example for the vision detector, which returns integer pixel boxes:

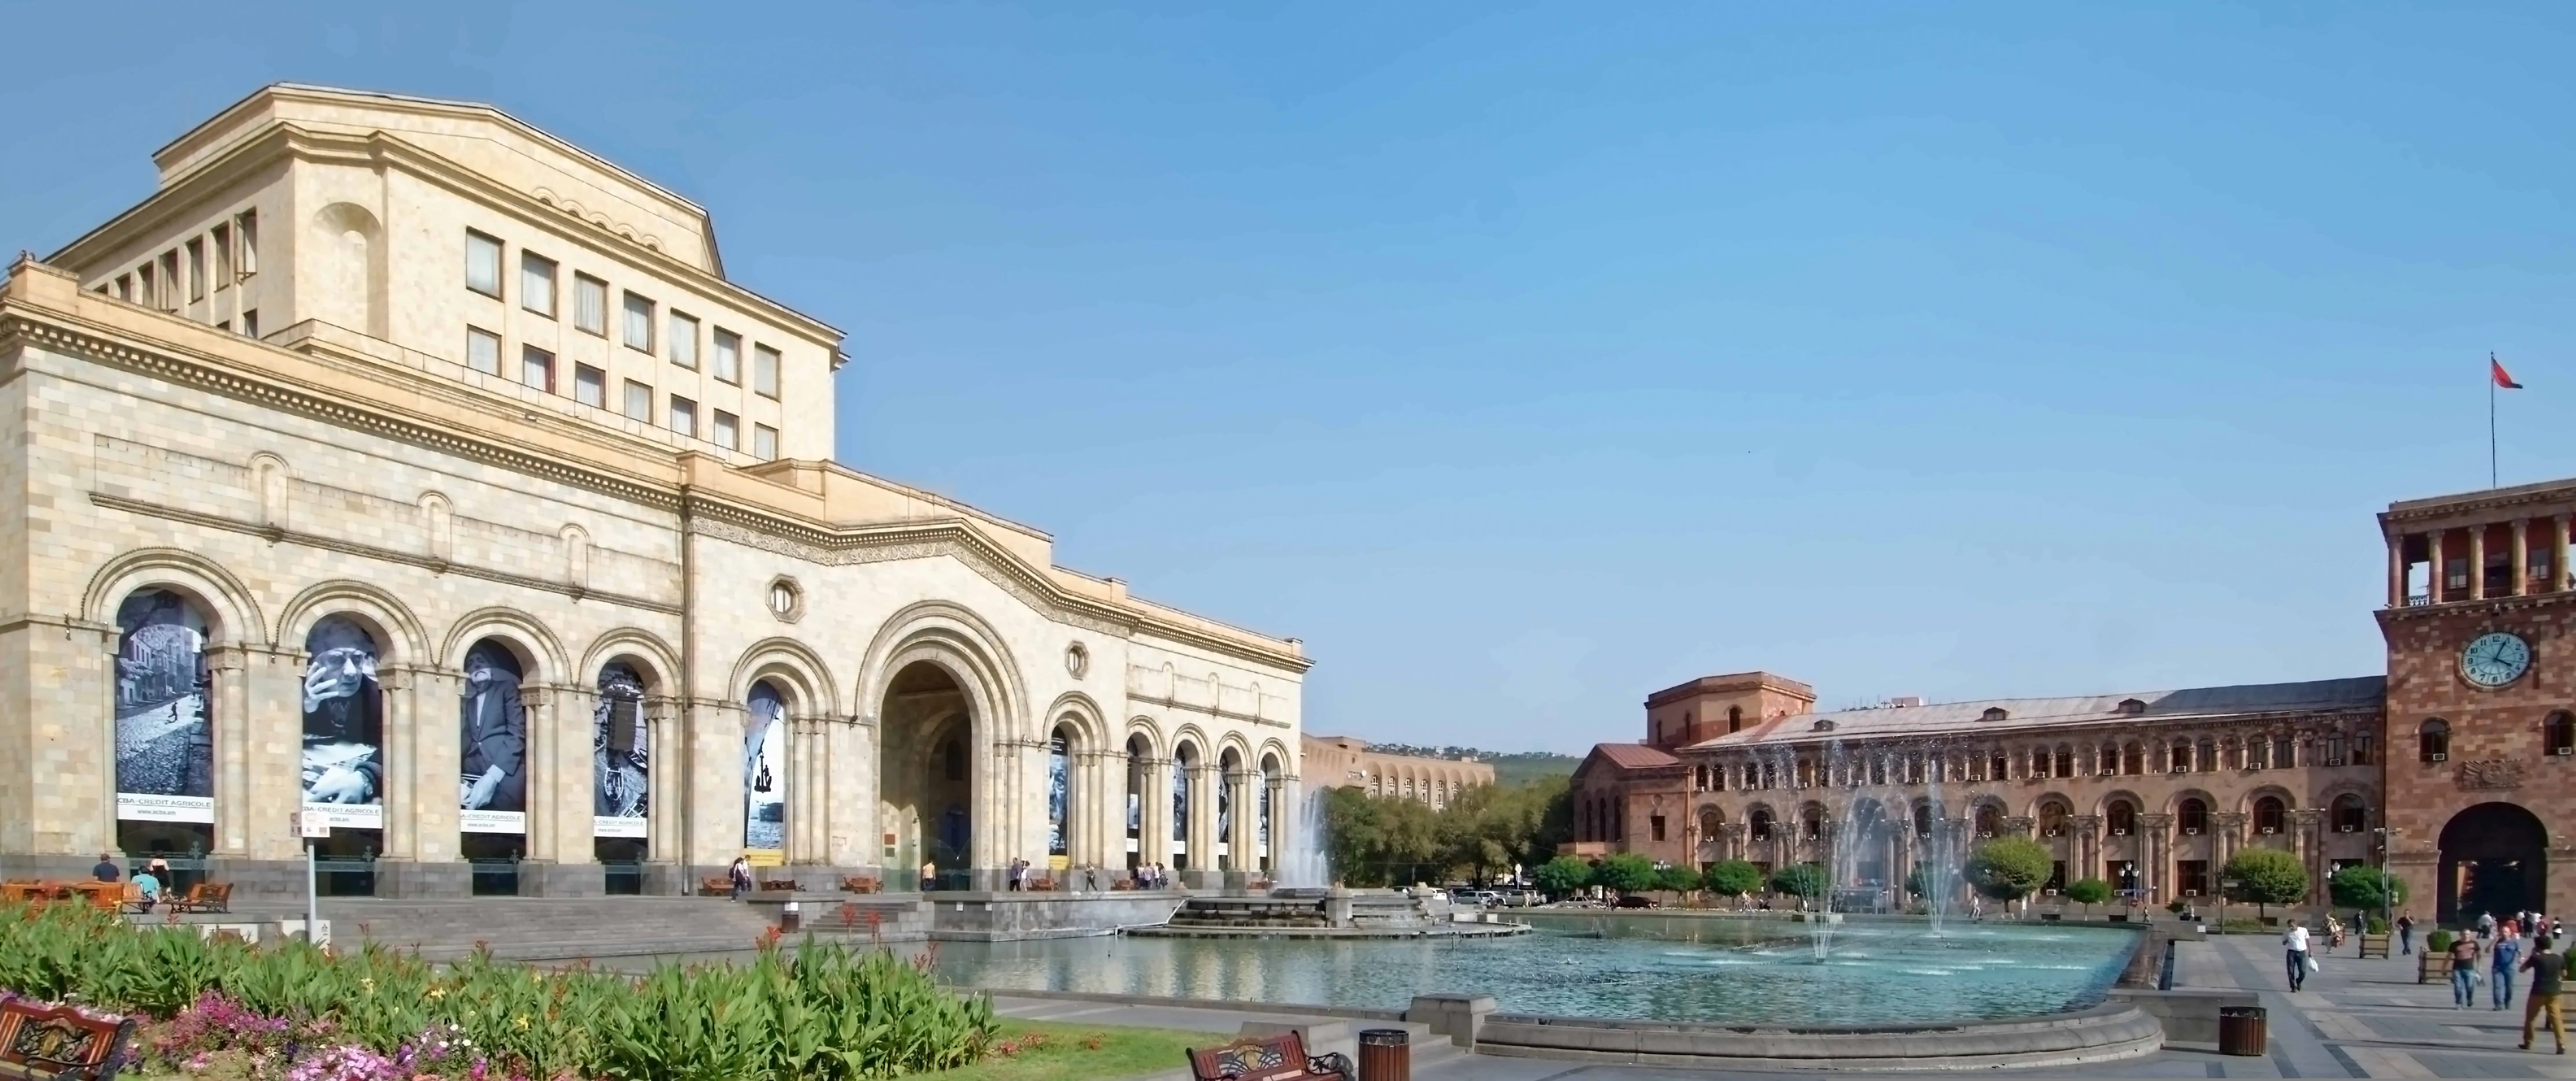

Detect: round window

[765,578,804,622]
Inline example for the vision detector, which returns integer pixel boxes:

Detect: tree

[2223,847,2308,921]
[1532,855,1593,900]
[1655,865,1702,897]
[2064,878,2112,916]
[1704,859,1764,902]
[1904,863,1941,899]
[1964,837,2054,907]
[1592,853,1658,896]
[2329,865,2408,913]
[1769,862,1828,902]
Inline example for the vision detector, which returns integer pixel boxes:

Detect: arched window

[2122,742,2144,775]
[2547,712,2575,757]
[2168,739,2192,773]
[1727,705,1743,733]
[1749,806,1775,841]
[1989,749,2009,780]
[1974,803,2002,838]
[2107,799,2137,836]
[2054,744,2074,777]
[2029,746,2048,778]
[2248,736,2269,770]
[2197,738,2216,772]
[1698,807,1722,841]
[2419,718,2450,763]
[1801,805,1825,840]
[2274,734,2296,769]
[1868,756,1886,786]
[2178,797,2208,835]
[1913,801,1935,838]
[2098,743,2118,775]
[2038,799,2070,837]
[2253,795,2285,835]
[2332,794,2367,833]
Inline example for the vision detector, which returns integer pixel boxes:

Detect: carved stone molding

[2456,758,2525,790]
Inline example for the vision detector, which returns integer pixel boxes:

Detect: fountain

[1132,787,1528,939]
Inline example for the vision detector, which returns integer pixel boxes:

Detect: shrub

[1532,856,1593,899]
[1963,837,2054,904]
[2428,929,2455,955]
[2222,848,2308,919]
[2064,878,2112,914]
[1703,860,1764,900]
[1592,854,1658,896]
[2329,865,2407,912]
[1654,865,1702,895]
[1768,863,1828,900]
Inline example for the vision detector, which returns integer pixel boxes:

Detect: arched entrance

[878,662,973,889]
[2440,801,2548,924]
[112,588,217,869]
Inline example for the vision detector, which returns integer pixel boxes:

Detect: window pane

[753,424,778,461]
[713,410,738,450]
[159,252,179,310]
[466,231,502,297]
[236,210,258,275]
[186,238,207,301]
[241,309,258,338]
[623,380,652,421]
[575,275,608,334]
[574,364,606,408]
[521,346,553,391]
[213,224,233,283]
[521,254,556,316]
[466,328,501,375]
[713,329,741,382]
[669,396,696,438]
[753,344,781,397]
[668,312,699,368]
[623,292,654,352]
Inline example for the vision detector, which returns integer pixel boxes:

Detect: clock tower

[2377,480,2576,924]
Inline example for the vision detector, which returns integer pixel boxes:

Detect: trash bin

[1357,1028,1410,1081]
[781,901,801,933]
[2218,1005,2266,1056]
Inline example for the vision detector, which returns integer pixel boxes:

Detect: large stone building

[0,84,1309,898]
[1573,482,2576,924]
[1299,735,1492,808]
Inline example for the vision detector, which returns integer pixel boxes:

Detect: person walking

[2399,912,2417,955]
[2452,932,2483,1008]
[2523,935,2567,1053]
[2284,922,2313,992]
[919,859,937,893]
[2497,931,2525,1011]
[727,856,752,901]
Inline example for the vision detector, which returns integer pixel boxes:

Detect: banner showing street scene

[114,590,214,823]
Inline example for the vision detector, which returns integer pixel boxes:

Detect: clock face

[2460,632,2533,689]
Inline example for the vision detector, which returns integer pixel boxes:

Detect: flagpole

[2491,352,2500,489]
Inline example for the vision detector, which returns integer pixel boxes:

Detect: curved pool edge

[1472,1002,2166,1072]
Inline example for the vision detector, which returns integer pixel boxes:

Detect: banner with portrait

[457,640,527,834]
[300,615,383,830]
[114,590,214,823]
[743,681,787,854]
[593,661,649,838]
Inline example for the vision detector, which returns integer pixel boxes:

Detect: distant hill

[1368,744,1582,788]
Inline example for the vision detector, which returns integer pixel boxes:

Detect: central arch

[879,661,975,889]
[2440,801,2547,924]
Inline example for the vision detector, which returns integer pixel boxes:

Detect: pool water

[927,915,2137,1026]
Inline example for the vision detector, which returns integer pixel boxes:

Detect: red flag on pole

[2494,356,2525,389]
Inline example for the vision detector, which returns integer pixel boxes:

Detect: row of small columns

[2390,516,2574,606]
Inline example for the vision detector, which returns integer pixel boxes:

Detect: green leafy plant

[1768,862,1828,900]
[2222,847,2308,922]
[2428,929,2455,955]
[1591,853,1658,896]
[1653,865,1702,896]
[1703,859,1764,901]
[1531,856,1593,899]
[2329,865,2407,913]
[1963,837,2054,905]
[2064,877,2112,916]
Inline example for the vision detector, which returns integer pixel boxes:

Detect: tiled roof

[1586,742,1684,770]
[1683,676,2386,750]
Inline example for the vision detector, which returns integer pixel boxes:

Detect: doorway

[2439,801,2547,924]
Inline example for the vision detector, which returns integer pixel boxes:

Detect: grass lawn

[918,1018,1213,1081]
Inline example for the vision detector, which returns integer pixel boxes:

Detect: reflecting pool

[928,915,2137,1026]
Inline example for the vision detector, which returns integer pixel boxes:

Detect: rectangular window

[466,327,502,375]
[114,274,131,301]
[712,328,742,383]
[186,238,207,301]
[713,410,739,450]
[212,223,233,284]
[574,364,606,408]
[520,253,557,317]
[465,231,503,298]
[1649,815,1666,842]
[752,344,781,397]
[241,309,258,338]
[236,210,257,276]
[214,319,229,332]
[669,396,697,438]
[668,312,699,369]
[752,424,778,461]
[574,274,608,335]
[622,291,654,352]
[623,380,652,422]
[136,265,154,307]
[521,345,554,392]
[158,251,180,310]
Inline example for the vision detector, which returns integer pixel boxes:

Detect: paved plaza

[989,932,2576,1079]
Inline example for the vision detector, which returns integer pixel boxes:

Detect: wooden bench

[0,998,137,1081]
[1184,1031,1350,1081]
[700,876,733,897]
[839,876,880,894]
[168,882,231,915]
[1028,877,1056,892]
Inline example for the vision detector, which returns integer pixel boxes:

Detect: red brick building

[1568,479,2576,924]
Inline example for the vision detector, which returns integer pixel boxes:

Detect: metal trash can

[2218,1005,2267,1056]
[780,901,801,933]
[1357,1028,1410,1081]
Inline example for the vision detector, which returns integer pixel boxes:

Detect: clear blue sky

[7,3,2572,753]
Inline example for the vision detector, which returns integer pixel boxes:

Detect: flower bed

[0,902,995,1081]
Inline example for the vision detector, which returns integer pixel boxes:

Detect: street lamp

[2375,827,2401,943]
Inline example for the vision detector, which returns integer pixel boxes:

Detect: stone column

[2513,520,2531,596]
[2076,816,2101,882]
[523,686,560,866]
[2560,517,2572,591]
[2430,530,2446,602]
[2471,526,2487,600]
[2140,814,2173,903]
[378,664,419,865]
[643,696,681,871]
[2293,809,2325,906]
[205,646,253,857]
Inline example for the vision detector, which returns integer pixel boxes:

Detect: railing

[602,860,644,896]
[312,855,376,897]
[468,857,519,896]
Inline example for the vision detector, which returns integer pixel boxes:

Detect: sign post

[296,811,327,945]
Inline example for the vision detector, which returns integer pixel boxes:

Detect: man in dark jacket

[2522,935,2566,1054]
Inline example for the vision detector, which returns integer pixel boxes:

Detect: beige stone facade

[1298,735,1492,808]
[0,85,1308,897]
